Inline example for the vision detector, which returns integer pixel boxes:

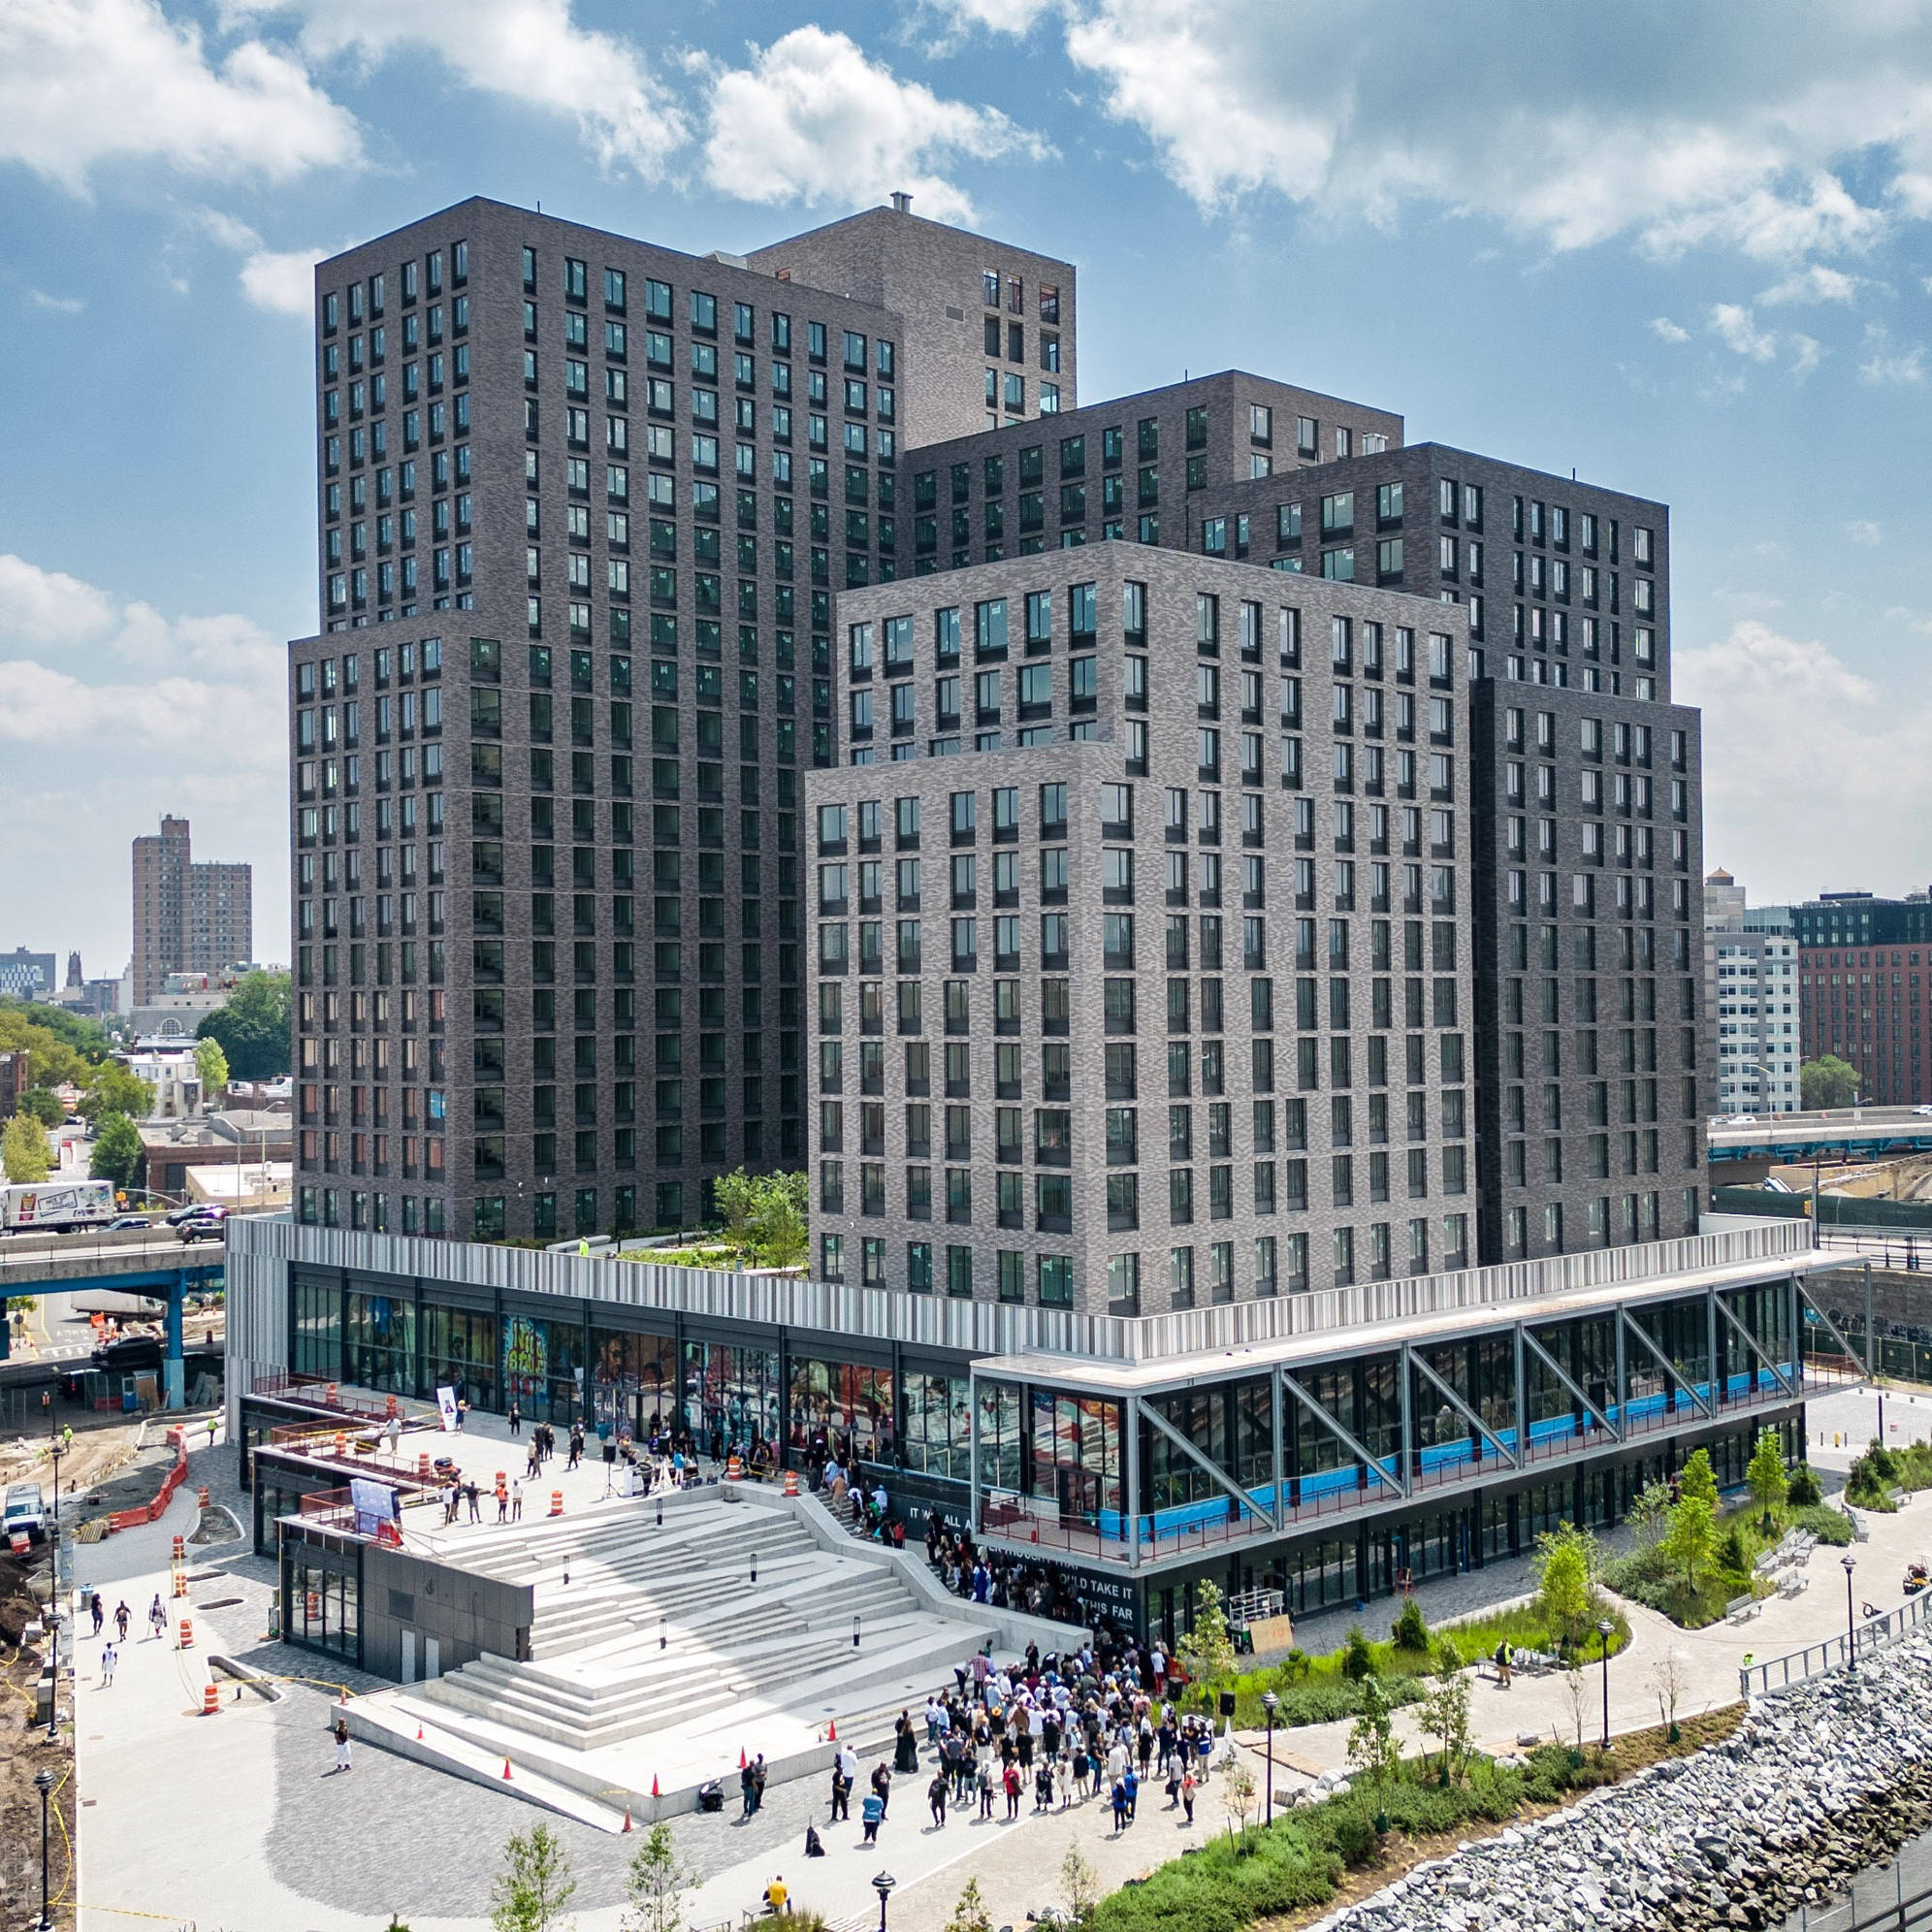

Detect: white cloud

[0,660,279,756]
[239,246,325,316]
[1858,324,1927,384]
[0,0,359,194]
[191,209,327,316]
[1650,316,1690,343]
[229,0,688,178]
[1847,520,1884,546]
[1787,332,1823,375]
[0,554,117,647]
[1678,620,1932,896]
[1759,262,1864,305]
[922,0,1060,35]
[27,289,85,313]
[1057,0,1932,264]
[1709,303,1778,360]
[703,26,1048,222]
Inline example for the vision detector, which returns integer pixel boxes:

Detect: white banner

[435,1386,458,1433]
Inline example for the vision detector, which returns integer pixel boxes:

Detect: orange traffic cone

[623,1803,632,1832]
[502,1756,514,1781]
[416,1721,424,1741]
[827,1718,837,1742]
[739,1746,748,1770]
[652,1774,660,1798]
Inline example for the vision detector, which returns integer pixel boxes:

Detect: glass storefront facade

[282,1530,363,1667]
[788,1356,894,1462]
[589,1326,678,1440]
[681,1340,781,1456]
[425,1304,499,1411]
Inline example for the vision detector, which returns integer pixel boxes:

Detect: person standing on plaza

[894,1709,918,1774]
[829,1759,851,1821]
[334,1715,351,1772]
[99,1642,116,1688]
[511,1476,524,1521]
[508,1401,522,1438]
[870,1760,891,1819]
[860,1788,884,1845]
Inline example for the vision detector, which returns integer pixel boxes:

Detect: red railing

[251,1372,406,1425]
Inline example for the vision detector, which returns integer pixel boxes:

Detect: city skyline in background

[1,3,1931,971]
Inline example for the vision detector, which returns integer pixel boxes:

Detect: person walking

[1111,1779,1129,1832]
[927,1768,948,1828]
[90,1593,104,1637]
[99,1642,116,1688]
[147,1594,167,1641]
[977,1754,995,1819]
[1002,1758,1022,1821]
[1181,1768,1197,1825]
[113,1601,131,1643]
[333,1715,352,1772]
[860,1788,885,1845]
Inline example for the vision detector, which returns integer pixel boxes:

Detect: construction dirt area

[0,1544,72,1929]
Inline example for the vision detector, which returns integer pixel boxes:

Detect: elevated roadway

[0,1226,224,1406]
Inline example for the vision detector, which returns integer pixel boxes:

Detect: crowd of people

[799,1636,1225,1864]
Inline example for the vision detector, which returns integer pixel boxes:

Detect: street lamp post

[873,1871,895,1932]
[1596,1619,1614,1751]
[1843,1555,1857,1668]
[1261,1690,1277,1824]
[34,1764,55,1932]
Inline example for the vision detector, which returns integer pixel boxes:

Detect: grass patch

[1088,1707,1743,1932]
[1184,1598,1627,1731]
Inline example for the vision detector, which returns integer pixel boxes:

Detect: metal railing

[1740,1587,1932,1699]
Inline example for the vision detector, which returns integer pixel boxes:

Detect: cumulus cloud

[0,0,360,193]
[1847,520,1884,546]
[190,209,326,316]
[1056,0,1932,266]
[1650,316,1690,343]
[1709,304,1778,360]
[1678,620,1932,893]
[1758,263,1864,305]
[924,0,1060,32]
[1858,324,1927,384]
[229,0,688,178]
[703,26,1049,222]
[27,289,85,313]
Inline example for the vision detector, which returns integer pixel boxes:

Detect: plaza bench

[1777,1571,1810,1599]
[1725,1594,1761,1623]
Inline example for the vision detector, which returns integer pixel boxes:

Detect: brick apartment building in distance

[131,815,253,1006]
[244,196,1843,1651]
[1795,890,1932,1107]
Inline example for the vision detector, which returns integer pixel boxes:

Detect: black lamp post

[1843,1554,1857,1668]
[751,1552,758,1585]
[1596,1619,1614,1751]
[1261,1690,1278,1824]
[34,1764,54,1932]
[44,1599,59,1746]
[873,1870,895,1932]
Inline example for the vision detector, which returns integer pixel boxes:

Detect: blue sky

[3,0,1932,975]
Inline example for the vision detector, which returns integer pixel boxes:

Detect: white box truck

[0,1178,116,1234]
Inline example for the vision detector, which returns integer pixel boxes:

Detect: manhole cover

[197,1597,243,1609]
[186,1570,224,1582]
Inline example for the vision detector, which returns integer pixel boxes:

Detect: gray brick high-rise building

[289,197,1074,1240]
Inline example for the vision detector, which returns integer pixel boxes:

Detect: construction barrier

[172,1535,185,1563]
[417,1452,432,1483]
[726,1452,743,1481]
[105,1427,190,1534]
[783,1469,799,1497]
[385,1395,399,1420]
[172,1566,186,1599]
[550,1490,564,1517]
[178,1617,194,1650]
[202,1683,219,1717]
[196,1486,209,1509]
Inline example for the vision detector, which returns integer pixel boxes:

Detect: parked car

[3,1483,47,1545]
[105,1215,153,1232]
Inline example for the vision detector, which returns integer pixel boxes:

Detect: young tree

[1346,1672,1402,1786]
[1532,1522,1595,1651]
[751,1172,809,1270]
[1059,1842,1099,1928]
[1177,1579,1238,1686]
[1747,1430,1789,1530]
[1220,1756,1258,1841]
[193,1036,230,1106]
[944,1878,994,1932]
[1417,1639,1473,1781]
[1648,1651,1689,1740]
[712,1169,757,1253]
[624,1821,693,1932]
[1627,1479,1675,1552]
[15,1087,63,1127]
[1800,1054,1861,1111]
[1560,1669,1589,1756]
[89,1112,143,1193]
[491,1821,577,1932]
[1660,1493,1719,1594]
[1677,1446,1720,1512]
[2,1112,51,1183]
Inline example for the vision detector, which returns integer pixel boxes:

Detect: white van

[4,1482,48,1545]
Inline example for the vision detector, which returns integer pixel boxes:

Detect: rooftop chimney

[889,191,913,213]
